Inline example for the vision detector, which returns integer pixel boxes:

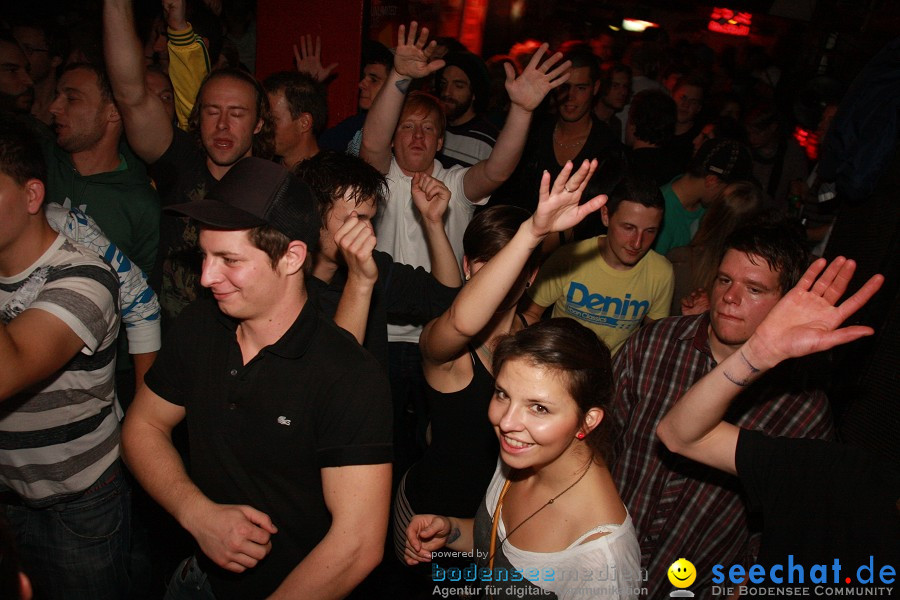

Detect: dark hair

[687,181,765,291]
[493,318,614,462]
[673,73,707,97]
[10,16,65,61]
[292,150,387,226]
[188,68,275,160]
[60,62,114,104]
[628,89,676,145]
[561,44,601,83]
[599,62,631,97]
[401,91,447,140]
[0,117,47,185]
[247,224,292,269]
[606,174,665,216]
[362,40,393,70]
[263,71,328,135]
[463,205,539,273]
[722,220,809,294]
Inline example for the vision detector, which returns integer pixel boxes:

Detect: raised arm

[268,463,391,599]
[412,172,461,288]
[103,0,174,162]
[462,45,571,201]
[360,22,445,174]
[122,386,277,573]
[332,215,380,344]
[164,0,210,131]
[657,257,883,475]
[420,160,605,365]
[294,35,338,82]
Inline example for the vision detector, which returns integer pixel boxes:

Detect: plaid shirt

[610,314,834,600]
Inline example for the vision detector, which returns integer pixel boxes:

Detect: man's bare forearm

[423,219,462,288]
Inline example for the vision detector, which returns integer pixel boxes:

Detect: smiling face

[599,200,662,270]
[556,66,600,124]
[199,228,292,321]
[358,63,387,111]
[667,558,697,588]
[49,67,113,154]
[489,358,588,472]
[709,249,783,350]
[198,76,263,168]
[392,104,443,175]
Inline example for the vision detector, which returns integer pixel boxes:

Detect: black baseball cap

[693,138,754,183]
[165,157,319,246]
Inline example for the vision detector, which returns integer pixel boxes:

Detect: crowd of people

[1,2,898,599]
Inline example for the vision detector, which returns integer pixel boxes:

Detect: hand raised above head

[334,212,378,283]
[531,159,606,238]
[393,22,446,80]
[293,34,338,82]
[745,257,883,370]
[505,43,572,112]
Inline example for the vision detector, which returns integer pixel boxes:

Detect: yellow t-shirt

[529,236,674,354]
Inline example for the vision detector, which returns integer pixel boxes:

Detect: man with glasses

[12,19,62,126]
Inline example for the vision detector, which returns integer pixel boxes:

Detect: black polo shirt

[145,298,392,599]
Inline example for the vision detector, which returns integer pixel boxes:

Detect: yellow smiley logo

[668,558,697,588]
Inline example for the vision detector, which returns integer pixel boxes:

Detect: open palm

[749,257,883,368]
[393,22,445,80]
[531,160,606,237]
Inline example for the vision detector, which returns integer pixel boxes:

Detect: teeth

[504,436,532,449]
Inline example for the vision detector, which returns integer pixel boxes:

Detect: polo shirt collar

[213,299,320,360]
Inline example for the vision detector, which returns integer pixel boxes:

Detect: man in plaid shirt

[610,222,834,599]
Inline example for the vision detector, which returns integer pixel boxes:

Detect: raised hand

[293,34,338,82]
[334,213,378,284]
[746,257,883,369]
[405,514,451,565]
[393,22,446,80]
[505,43,572,112]
[531,159,606,238]
[162,0,187,31]
[187,502,277,573]
[411,172,451,224]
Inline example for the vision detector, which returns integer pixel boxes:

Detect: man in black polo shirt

[122,157,392,599]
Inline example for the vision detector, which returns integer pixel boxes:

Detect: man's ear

[107,102,121,124]
[281,240,308,275]
[24,179,45,215]
[592,79,602,96]
[600,205,610,228]
[462,255,471,280]
[436,136,444,152]
[298,112,313,133]
[254,117,264,135]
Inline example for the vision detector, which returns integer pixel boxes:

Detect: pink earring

[576,432,586,440]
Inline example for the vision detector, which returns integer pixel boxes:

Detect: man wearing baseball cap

[122,157,392,599]
[654,138,755,255]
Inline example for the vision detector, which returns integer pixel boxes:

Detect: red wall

[255,0,365,127]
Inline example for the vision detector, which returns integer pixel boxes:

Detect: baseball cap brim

[165,199,268,231]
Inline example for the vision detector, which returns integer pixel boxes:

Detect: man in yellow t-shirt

[523,176,674,354]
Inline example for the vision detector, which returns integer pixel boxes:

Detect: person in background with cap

[654,137,755,256]
[609,221,834,599]
[122,157,392,600]
[436,50,500,169]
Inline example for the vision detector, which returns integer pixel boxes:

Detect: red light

[709,7,751,36]
[793,126,819,161]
